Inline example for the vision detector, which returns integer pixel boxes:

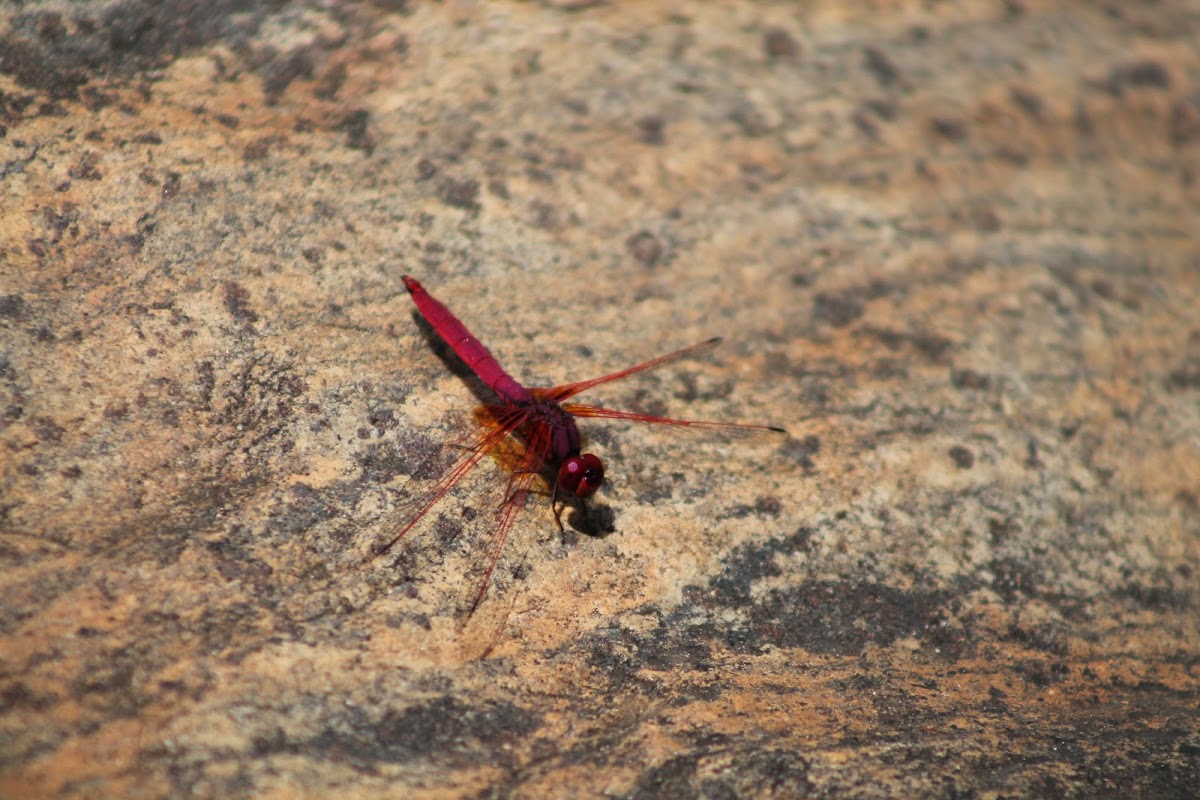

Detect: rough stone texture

[2,1,1199,797]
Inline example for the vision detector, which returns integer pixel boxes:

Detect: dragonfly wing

[539,338,724,402]
[374,407,528,558]
[564,402,787,437]
[463,467,540,616]
[462,420,556,615]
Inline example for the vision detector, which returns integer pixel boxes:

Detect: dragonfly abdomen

[403,275,533,405]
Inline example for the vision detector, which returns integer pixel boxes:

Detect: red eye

[558,454,604,498]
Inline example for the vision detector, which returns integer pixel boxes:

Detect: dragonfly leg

[550,481,567,532]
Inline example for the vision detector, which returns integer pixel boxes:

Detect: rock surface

[2,1,1198,797]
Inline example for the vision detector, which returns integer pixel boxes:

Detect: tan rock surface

[2,1,1199,797]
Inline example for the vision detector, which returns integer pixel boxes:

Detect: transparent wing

[373,406,529,559]
[564,402,786,438]
[539,338,724,402]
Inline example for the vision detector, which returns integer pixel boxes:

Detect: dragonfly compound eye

[558,454,605,498]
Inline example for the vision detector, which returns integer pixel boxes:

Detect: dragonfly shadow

[560,500,617,540]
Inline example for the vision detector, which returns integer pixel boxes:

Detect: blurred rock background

[2,2,1198,797]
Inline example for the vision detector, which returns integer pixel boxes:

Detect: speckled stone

[2,2,1198,797]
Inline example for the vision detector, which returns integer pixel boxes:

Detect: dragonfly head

[557,453,604,498]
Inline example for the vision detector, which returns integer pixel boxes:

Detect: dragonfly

[377,275,785,614]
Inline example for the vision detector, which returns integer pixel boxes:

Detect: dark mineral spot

[948,444,974,469]
[812,291,864,328]
[1107,59,1171,95]
[0,295,27,319]
[763,27,799,61]
[636,115,665,146]
[437,177,480,210]
[625,230,663,268]
[931,115,967,140]
[222,281,258,322]
[863,46,900,87]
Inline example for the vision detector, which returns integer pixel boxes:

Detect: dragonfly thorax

[522,400,605,498]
